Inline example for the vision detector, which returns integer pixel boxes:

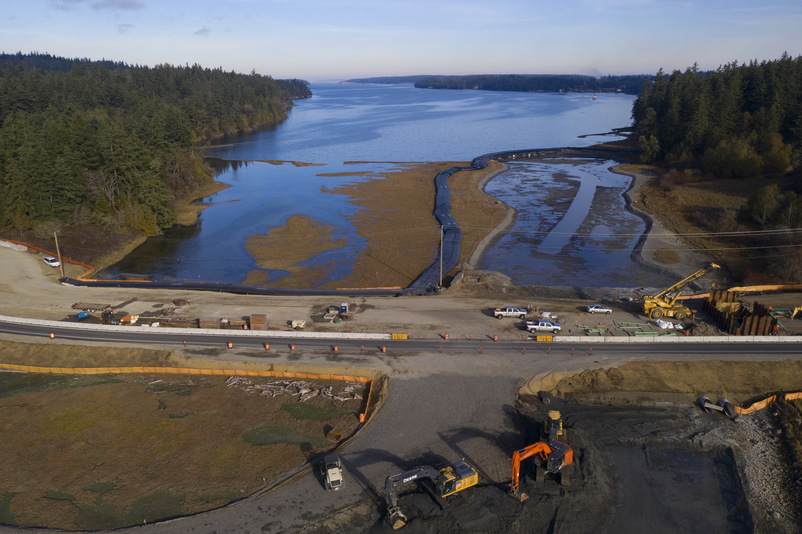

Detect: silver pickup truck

[491,306,528,319]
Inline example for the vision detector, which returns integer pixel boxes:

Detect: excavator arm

[384,465,441,527]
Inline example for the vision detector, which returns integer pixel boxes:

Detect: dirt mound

[523,360,802,406]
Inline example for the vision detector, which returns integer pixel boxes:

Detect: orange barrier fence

[735,391,802,414]
[0,362,372,383]
[727,284,802,293]
[1,361,379,426]
[2,239,95,278]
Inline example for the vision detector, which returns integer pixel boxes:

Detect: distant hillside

[342,75,436,84]
[344,73,653,95]
[414,74,653,95]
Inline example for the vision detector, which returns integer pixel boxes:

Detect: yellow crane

[642,263,720,320]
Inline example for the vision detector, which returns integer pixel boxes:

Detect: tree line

[633,54,802,282]
[413,74,653,95]
[0,53,310,240]
[632,54,801,178]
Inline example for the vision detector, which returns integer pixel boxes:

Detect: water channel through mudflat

[481,159,672,288]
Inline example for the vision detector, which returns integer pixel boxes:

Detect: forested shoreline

[0,53,310,260]
[413,74,653,95]
[632,54,802,282]
[632,55,801,176]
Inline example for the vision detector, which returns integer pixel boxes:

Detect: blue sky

[3,0,802,81]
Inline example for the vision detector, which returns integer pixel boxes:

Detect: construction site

[1,242,802,533]
[3,144,802,534]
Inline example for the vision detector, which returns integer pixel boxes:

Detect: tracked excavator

[384,459,478,530]
[509,439,573,502]
[642,262,720,320]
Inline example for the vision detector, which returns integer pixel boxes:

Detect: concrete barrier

[551,335,801,343]
[0,315,392,340]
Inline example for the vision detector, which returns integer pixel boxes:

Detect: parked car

[321,454,344,491]
[586,304,612,314]
[43,256,60,267]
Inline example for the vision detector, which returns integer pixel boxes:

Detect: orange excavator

[508,439,573,502]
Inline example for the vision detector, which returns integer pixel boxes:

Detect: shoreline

[464,163,514,267]
[85,142,708,291]
[612,162,717,281]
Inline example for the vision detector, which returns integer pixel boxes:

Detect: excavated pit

[354,361,802,534]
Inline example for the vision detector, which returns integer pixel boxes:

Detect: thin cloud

[194,26,211,37]
[50,0,86,10]
[91,0,144,10]
[117,23,134,34]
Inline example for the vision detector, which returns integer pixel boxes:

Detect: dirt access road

[2,246,802,534]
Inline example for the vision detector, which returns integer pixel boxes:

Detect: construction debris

[224,377,364,402]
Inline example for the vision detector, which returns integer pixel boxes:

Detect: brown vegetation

[635,167,802,283]
[0,342,364,531]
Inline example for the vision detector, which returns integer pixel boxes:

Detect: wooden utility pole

[53,230,64,278]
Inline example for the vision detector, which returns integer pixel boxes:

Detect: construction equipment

[543,410,565,441]
[509,440,573,502]
[384,459,478,530]
[642,263,720,320]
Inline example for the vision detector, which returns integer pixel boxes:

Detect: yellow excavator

[642,262,720,320]
[383,459,478,530]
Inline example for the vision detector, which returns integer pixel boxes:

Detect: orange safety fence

[1,362,377,423]
[3,238,95,279]
[735,391,802,414]
[727,284,802,293]
[0,362,372,383]
[669,283,802,301]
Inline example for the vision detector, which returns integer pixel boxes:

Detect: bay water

[101,83,671,288]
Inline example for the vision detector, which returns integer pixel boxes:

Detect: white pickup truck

[491,306,528,319]
[526,320,562,334]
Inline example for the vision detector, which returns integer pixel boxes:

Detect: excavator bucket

[509,488,529,502]
[386,507,408,530]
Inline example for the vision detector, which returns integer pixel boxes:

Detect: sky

[2,0,802,82]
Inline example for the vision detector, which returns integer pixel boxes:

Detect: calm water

[102,83,668,288]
